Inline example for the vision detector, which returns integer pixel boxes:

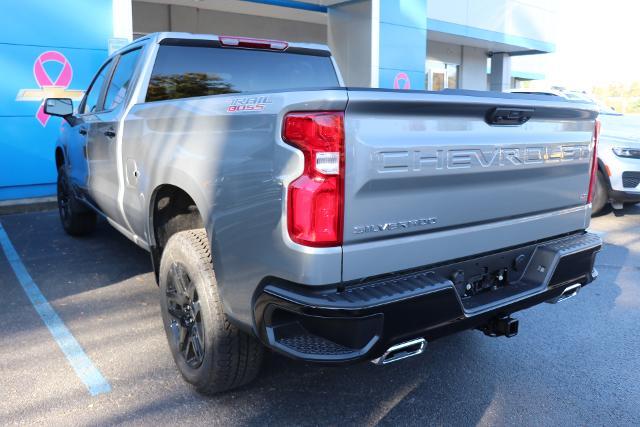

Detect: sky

[513,0,640,89]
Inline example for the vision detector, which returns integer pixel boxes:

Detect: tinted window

[82,60,112,114]
[146,46,339,102]
[104,48,142,110]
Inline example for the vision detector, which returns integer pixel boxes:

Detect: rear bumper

[253,232,602,363]
[608,189,640,203]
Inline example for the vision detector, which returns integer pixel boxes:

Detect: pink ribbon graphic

[393,72,411,90]
[33,51,73,126]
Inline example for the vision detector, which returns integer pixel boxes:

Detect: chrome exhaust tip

[546,283,581,304]
[371,338,426,365]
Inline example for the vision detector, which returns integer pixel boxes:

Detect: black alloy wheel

[165,262,206,368]
[57,173,72,227]
[56,167,97,235]
[158,229,264,394]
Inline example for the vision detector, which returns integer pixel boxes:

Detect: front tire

[591,170,608,215]
[57,167,97,236]
[159,229,263,395]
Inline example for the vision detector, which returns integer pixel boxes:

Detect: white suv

[509,89,640,214]
[594,113,640,214]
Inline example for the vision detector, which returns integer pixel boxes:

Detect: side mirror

[44,98,73,117]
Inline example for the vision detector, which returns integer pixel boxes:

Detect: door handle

[104,129,116,138]
[79,128,87,135]
[486,107,533,126]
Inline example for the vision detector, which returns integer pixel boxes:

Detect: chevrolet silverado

[45,33,602,394]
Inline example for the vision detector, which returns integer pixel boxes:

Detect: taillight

[587,119,601,204]
[283,112,344,247]
[219,36,288,50]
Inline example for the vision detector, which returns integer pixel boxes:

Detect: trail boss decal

[227,96,272,112]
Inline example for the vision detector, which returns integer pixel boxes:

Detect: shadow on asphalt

[1,208,638,425]
[96,332,500,426]
[0,210,500,424]
[0,210,150,300]
[593,202,640,218]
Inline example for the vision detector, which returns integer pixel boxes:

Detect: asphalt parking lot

[0,207,639,426]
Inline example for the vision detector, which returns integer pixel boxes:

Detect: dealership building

[0,0,554,202]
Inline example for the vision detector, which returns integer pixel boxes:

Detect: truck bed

[341,88,597,280]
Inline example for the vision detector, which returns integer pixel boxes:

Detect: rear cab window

[145,42,340,102]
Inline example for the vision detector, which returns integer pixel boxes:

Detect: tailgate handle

[486,107,533,126]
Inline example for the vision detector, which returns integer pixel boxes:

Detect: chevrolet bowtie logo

[15,51,84,126]
[16,86,84,101]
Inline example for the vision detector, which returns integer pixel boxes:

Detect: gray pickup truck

[45,32,602,394]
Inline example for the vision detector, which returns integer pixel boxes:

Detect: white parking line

[0,221,111,396]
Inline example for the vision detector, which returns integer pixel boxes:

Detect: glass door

[427,60,459,91]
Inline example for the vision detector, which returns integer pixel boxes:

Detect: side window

[103,48,142,111]
[81,60,113,115]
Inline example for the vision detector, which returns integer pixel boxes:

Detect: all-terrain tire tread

[166,229,263,395]
[57,167,97,236]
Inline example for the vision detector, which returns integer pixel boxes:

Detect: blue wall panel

[378,0,427,90]
[427,19,555,53]
[378,69,426,91]
[0,116,65,190]
[379,0,427,29]
[378,23,427,72]
[0,0,113,49]
[0,0,112,201]
[0,45,109,117]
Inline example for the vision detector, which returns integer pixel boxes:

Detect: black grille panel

[622,172,640,188]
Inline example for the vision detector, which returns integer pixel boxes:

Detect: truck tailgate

[342,89,598,281]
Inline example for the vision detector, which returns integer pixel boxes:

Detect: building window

[426,60,459,91]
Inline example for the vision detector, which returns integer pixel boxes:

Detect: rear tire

[591,170,608,216]
[159,229,263,395]
[57,167,96,236]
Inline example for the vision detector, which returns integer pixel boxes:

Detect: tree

[146,73,238,102]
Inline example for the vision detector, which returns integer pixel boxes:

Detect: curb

[0,197,57,215]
